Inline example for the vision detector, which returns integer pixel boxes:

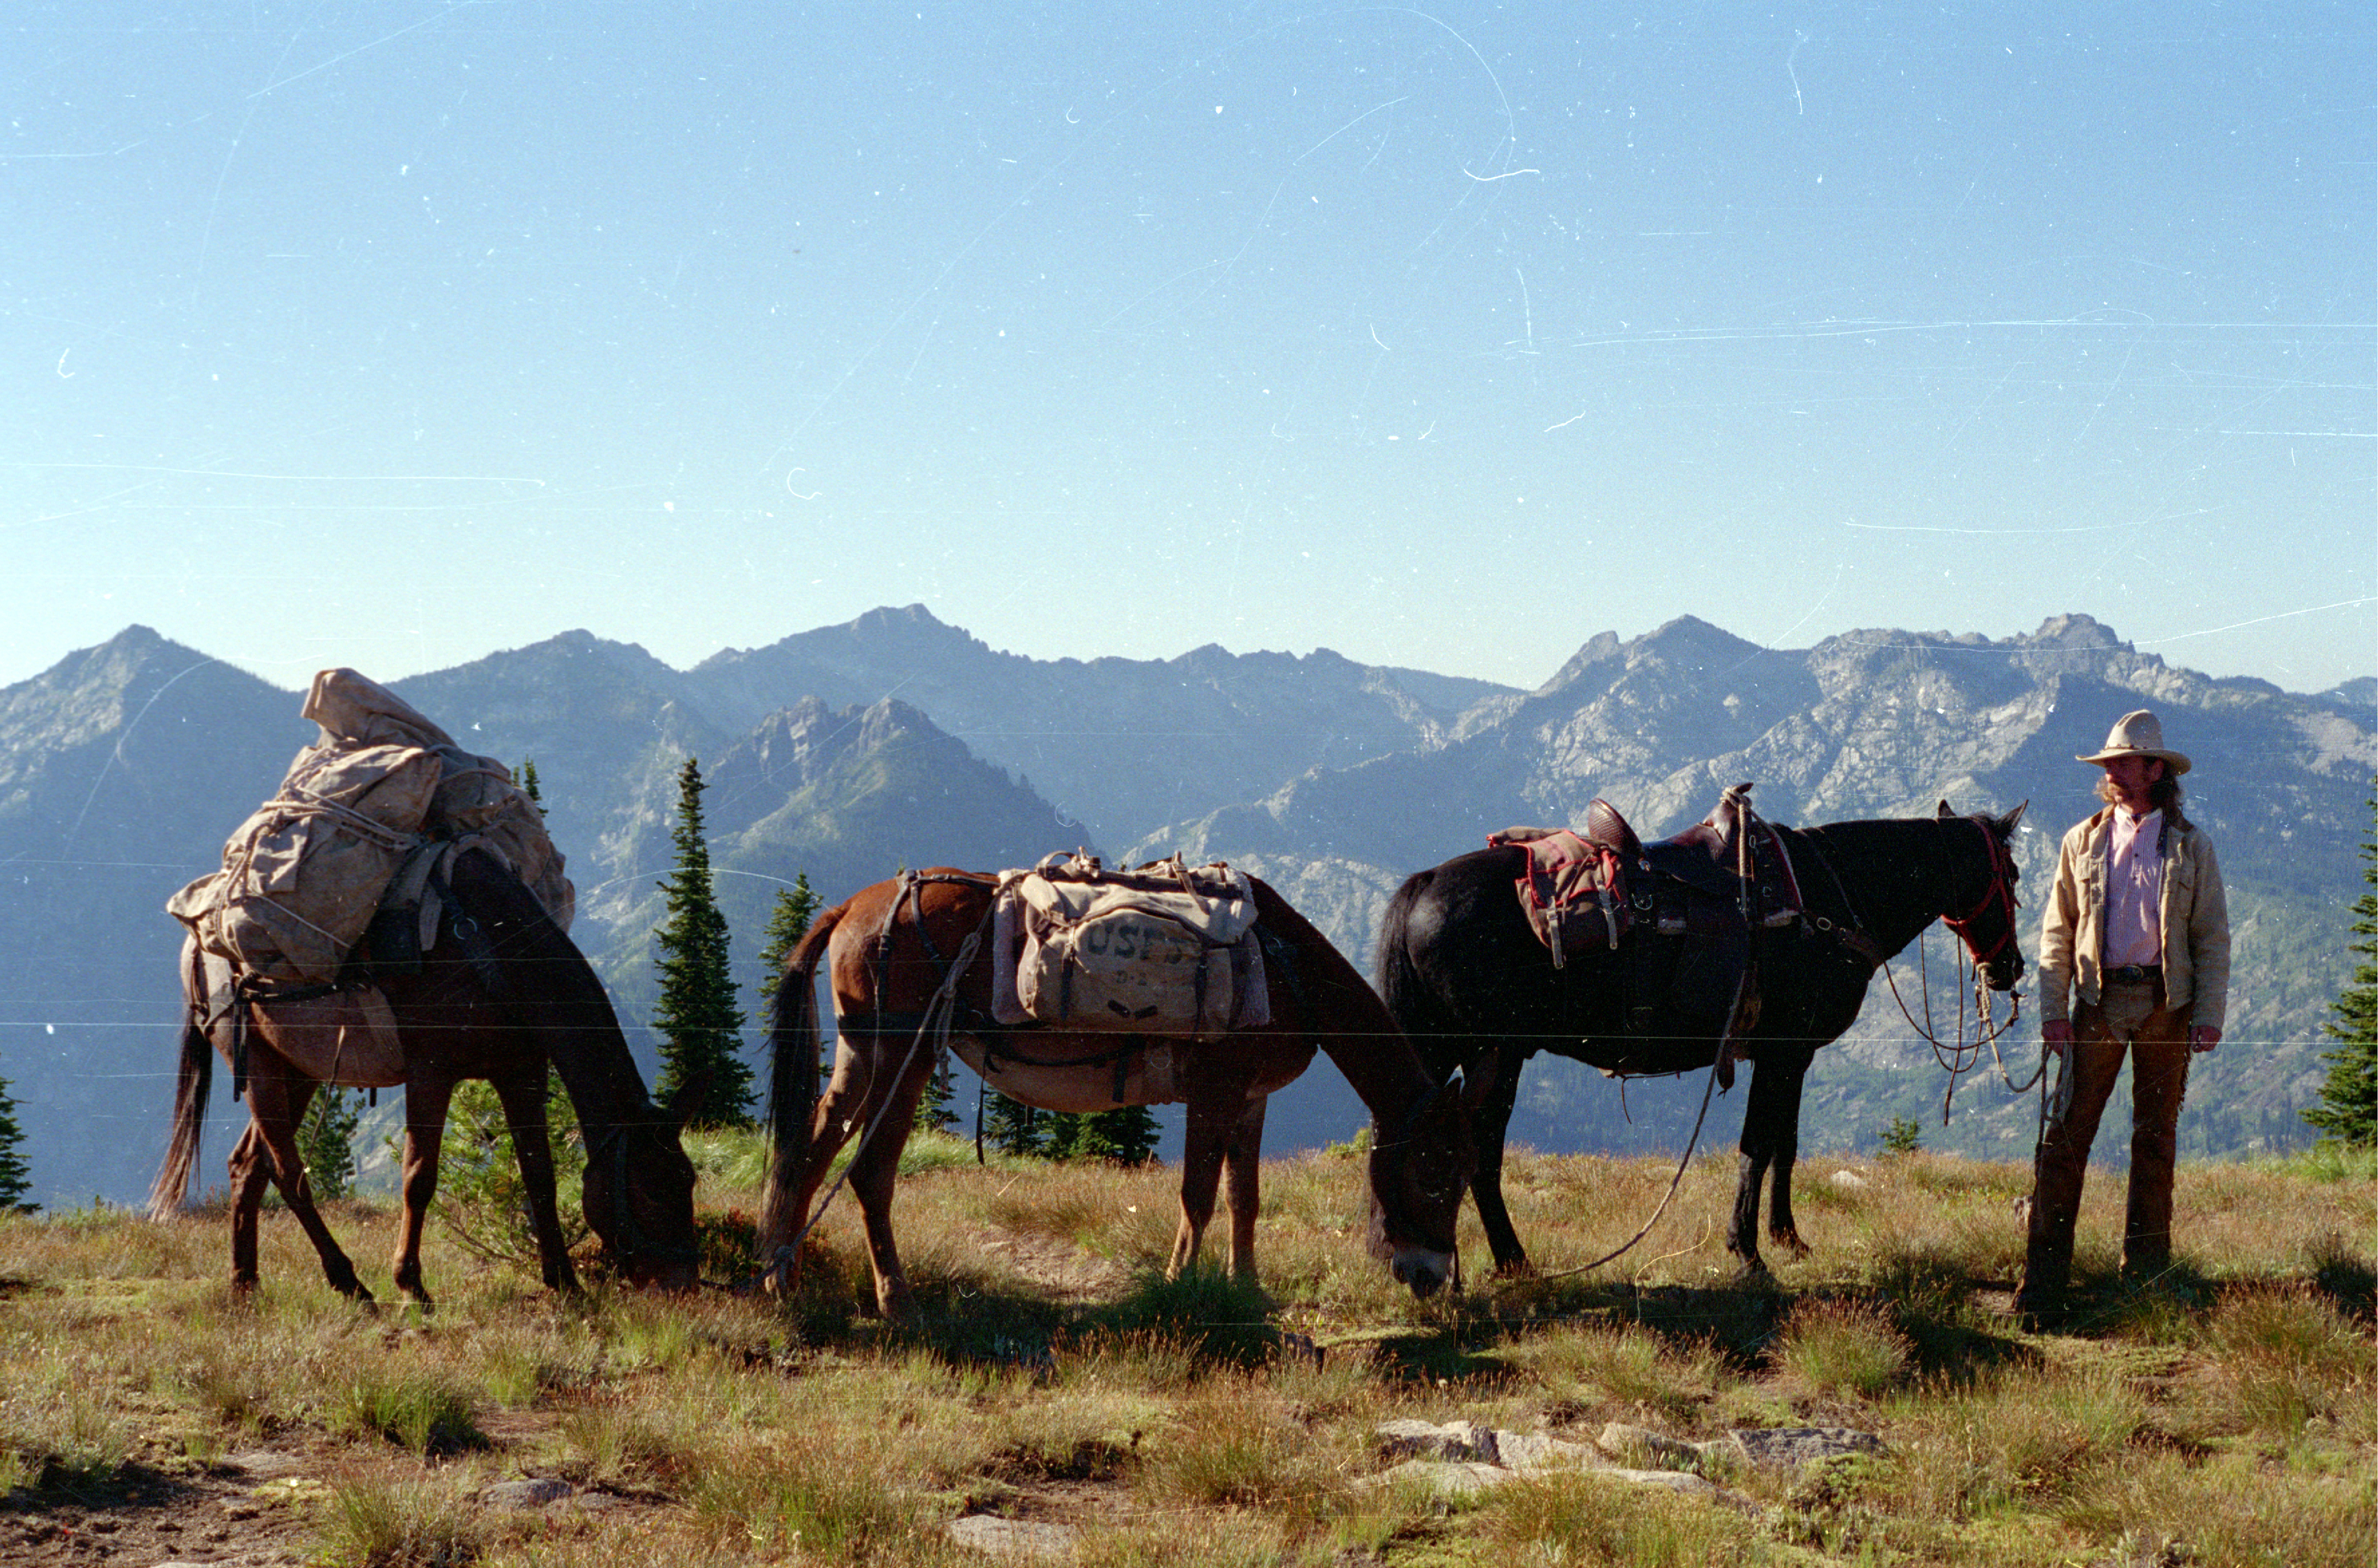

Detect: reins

[1851,817,2038,1121]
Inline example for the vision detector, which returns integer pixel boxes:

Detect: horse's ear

[1936,799,1954,818]
[2000,801,2028,834]
[664,1068,713,1132]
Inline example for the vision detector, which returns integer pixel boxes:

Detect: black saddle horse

[1377,796,2025,1276]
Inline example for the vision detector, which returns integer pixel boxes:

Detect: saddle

[1492,784,1806,1050]
[991,852,1271,1036]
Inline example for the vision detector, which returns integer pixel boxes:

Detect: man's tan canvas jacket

[2036,807,2232,1031]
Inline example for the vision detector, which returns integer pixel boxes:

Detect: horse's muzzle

[624,1255,702,1292]
[1391,1246,1454,1299]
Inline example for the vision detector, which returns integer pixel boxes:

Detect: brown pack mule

[150,847,701,1306]
[759,866,1473,1320]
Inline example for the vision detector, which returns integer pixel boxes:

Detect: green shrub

[432,1073,586,1272]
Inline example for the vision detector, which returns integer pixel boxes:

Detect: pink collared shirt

[2103,808,2164,969]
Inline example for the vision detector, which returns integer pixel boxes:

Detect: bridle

[1941,815,2022,974]
[1904,816,2039,1117]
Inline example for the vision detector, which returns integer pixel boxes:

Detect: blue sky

[8,3,2372,695]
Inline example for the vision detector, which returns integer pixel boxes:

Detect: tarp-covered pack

[168,668,574,993]
[992,853,1271,1035]
[182,934,407,1089]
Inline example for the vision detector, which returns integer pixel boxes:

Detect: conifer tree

[755,877,822,1036]
[984,1092,1047,1157]
[915,1053,961,1136]
[0,1074,33,1212]
[297,1087,363,1201]
[1047,1105,1163,1165]
[652,757,752,1128]
[2304,785,2378,1146]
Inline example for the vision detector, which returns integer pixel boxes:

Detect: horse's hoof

[1770,1228,1813,1260]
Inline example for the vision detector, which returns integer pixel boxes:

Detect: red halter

[1941,817,2020,967]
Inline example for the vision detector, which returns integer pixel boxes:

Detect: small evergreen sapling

[985,1092,1047,1157]
[1047,1105,1164,1165]
[2303,785,2378,1147]
[0,1074,33,1212]
[435,1073,587,1267]
[297,1087,363,1201]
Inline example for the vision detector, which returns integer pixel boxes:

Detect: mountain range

[1,607,2367,1210]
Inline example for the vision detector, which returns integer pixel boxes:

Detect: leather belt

[2105,964,2162,985]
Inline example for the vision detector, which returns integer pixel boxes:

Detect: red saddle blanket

[1487,827,1630,965]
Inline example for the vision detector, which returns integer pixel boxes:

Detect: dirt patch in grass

[971,1225,1140,1304]
[0,1426,678,1567]
[3,1443,330,1567]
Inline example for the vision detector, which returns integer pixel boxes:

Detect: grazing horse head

[580,1096,703,1290]
[1938,801,2027,992]
[1366,1068,1474,1298]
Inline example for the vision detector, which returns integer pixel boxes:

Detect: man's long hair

[2096,767,2187,825]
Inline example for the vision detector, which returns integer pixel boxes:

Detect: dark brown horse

[759,868,1474,1319]
[1378,804,2025,1276]
[149,847,701,1304]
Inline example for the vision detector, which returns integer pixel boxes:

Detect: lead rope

[1531,956,1749,1281]
[1860,820,2035,1122]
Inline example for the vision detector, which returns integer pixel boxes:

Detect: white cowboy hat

[2076,709,2191,775]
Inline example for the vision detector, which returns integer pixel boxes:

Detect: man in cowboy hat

[2016,709,2230,1326]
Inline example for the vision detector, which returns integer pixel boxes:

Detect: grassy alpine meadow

[0,1129,2368,1567]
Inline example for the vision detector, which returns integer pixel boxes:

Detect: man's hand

[2190,1025,2220,1054]
[2041,1019,2074,1059]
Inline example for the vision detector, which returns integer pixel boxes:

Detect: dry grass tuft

[2196,1283,2376,1441]
[313,1468,491,1568]
[1133,1373,1353,1519]
[1506,1319,1722,1427]
[331,1364,487,1456]
[1482,1468,1762,1565]
[1772,1294,1914,1401]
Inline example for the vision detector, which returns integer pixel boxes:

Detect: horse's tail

[148,960,214,1220]
[759,896,847,1251]
[1374,868,1443,1040]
